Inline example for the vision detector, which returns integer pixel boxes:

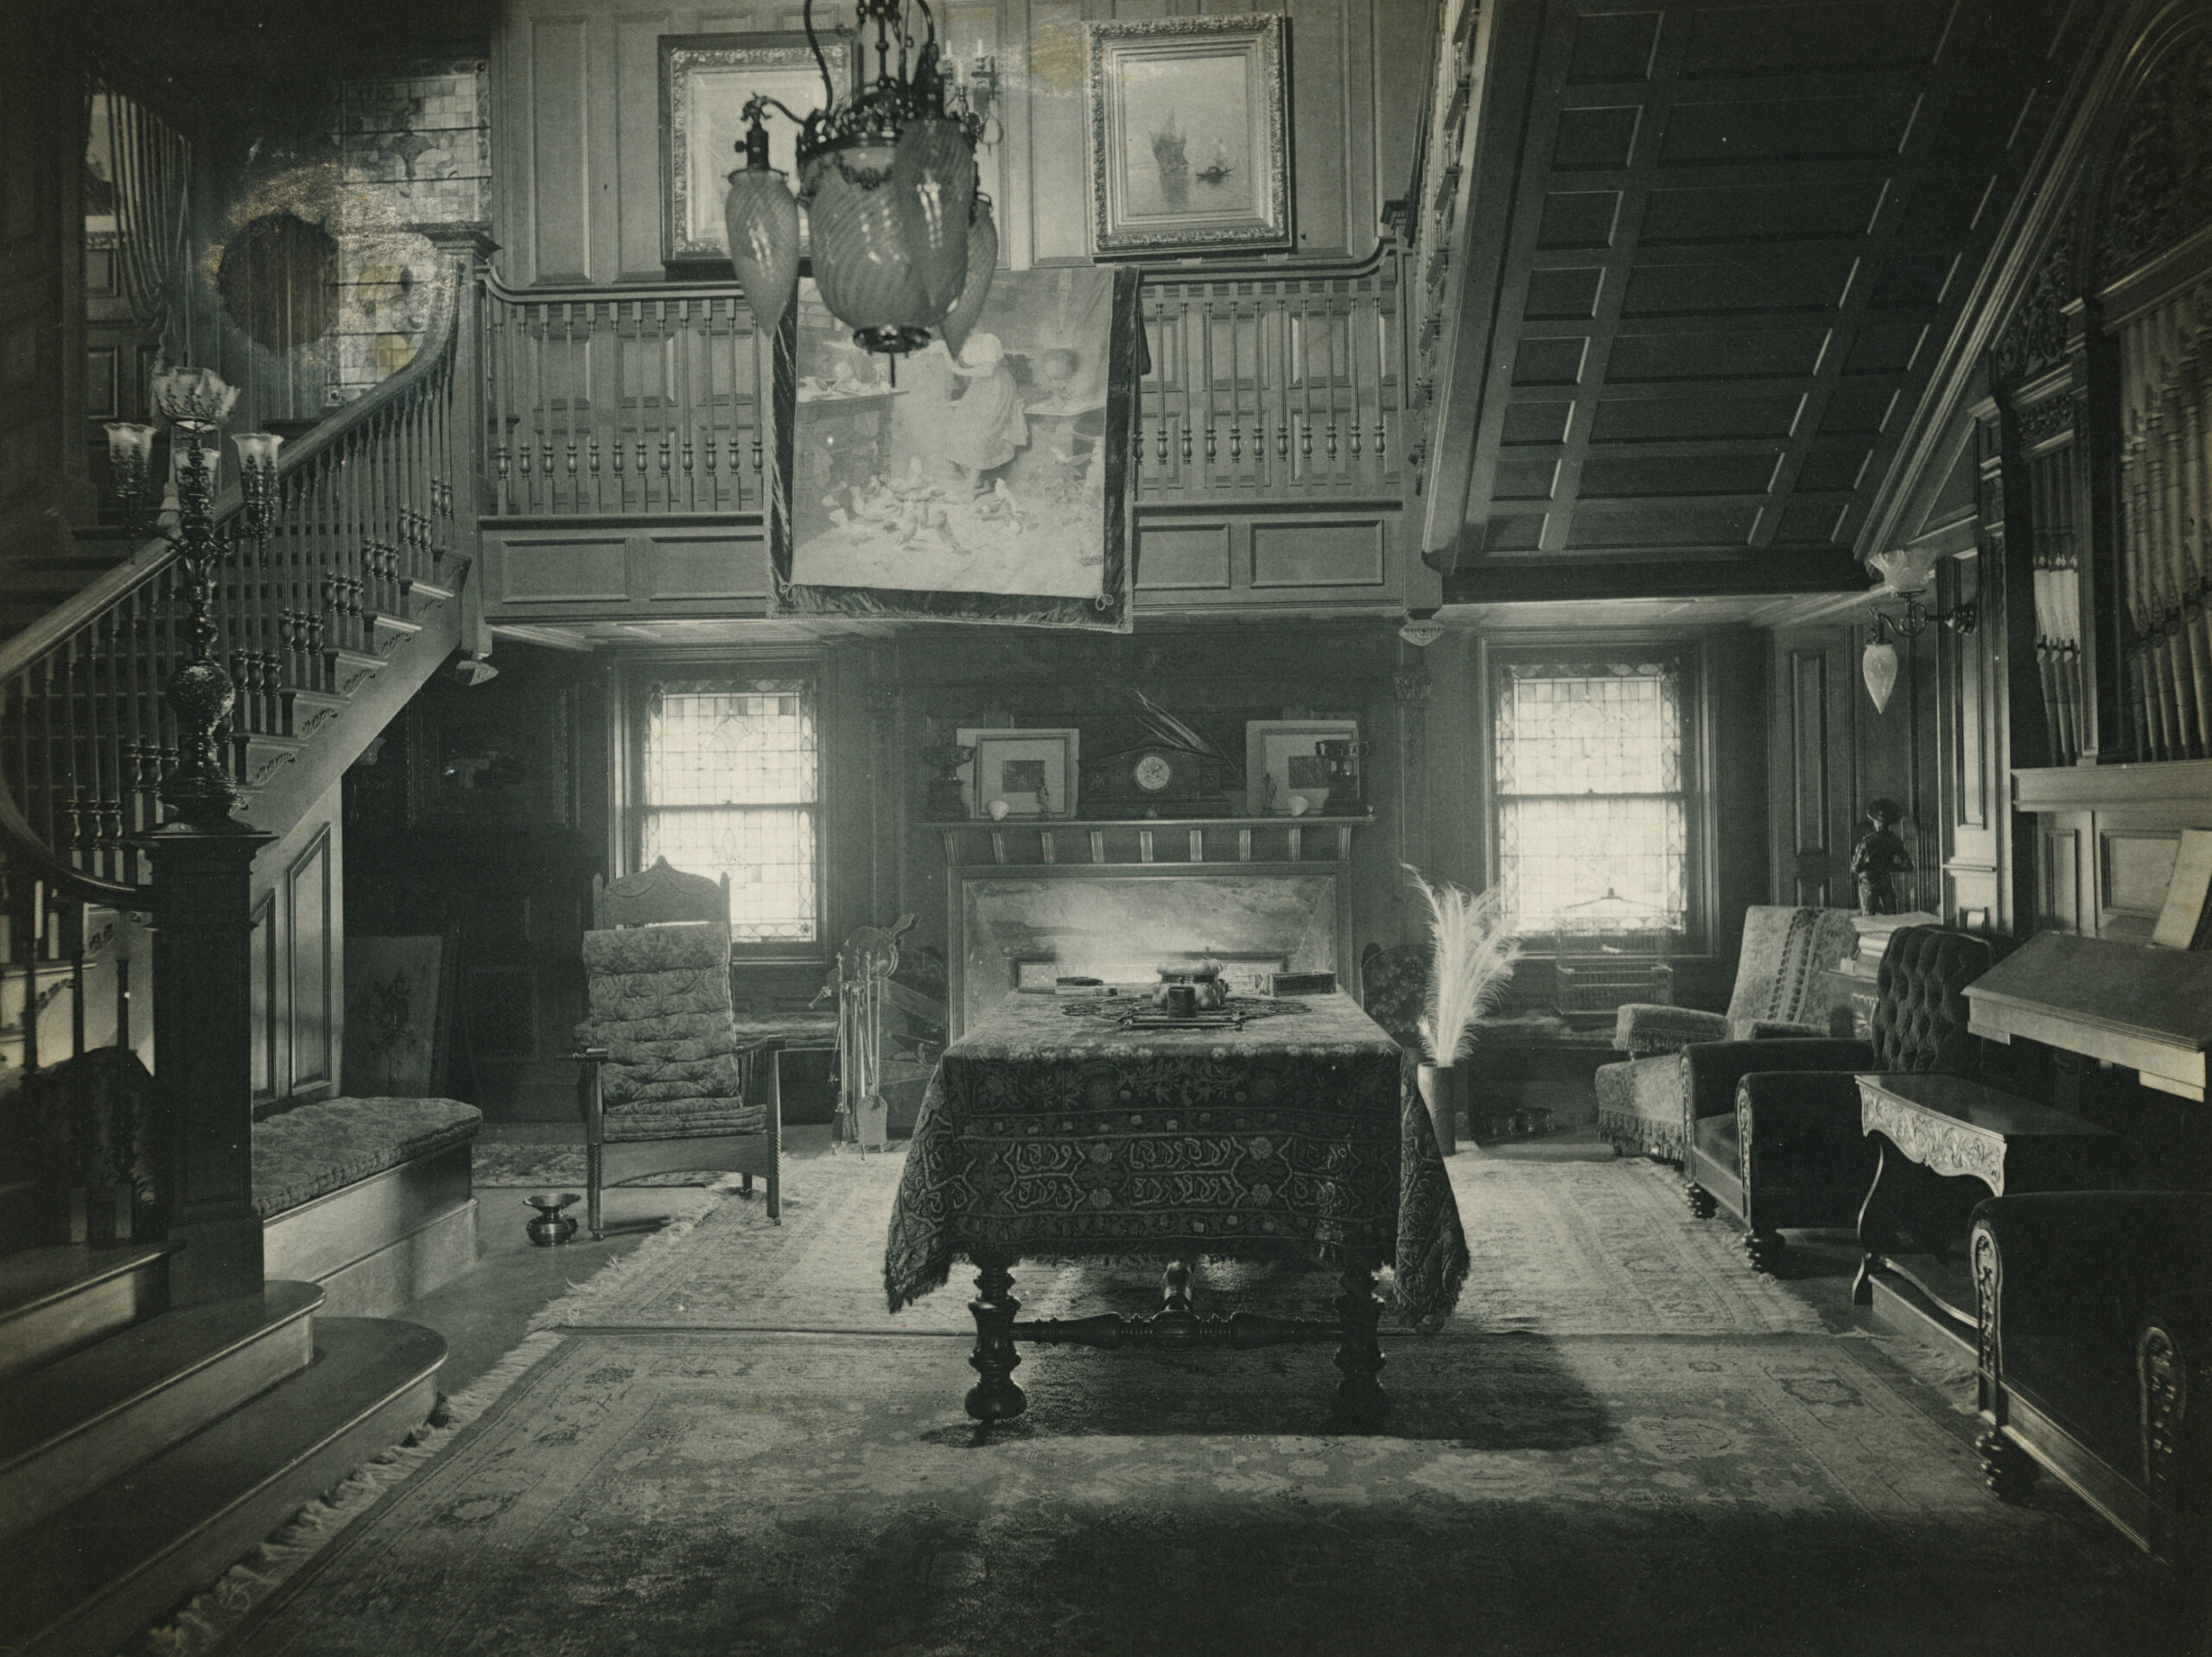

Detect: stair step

[0,1280,322,1542]
[0,1243,175,1382]
[410,579,456,608]
[1,1314,446,1657]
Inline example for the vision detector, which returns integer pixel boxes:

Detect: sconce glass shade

[804,145,934,353]
[938,195,999,362]
[890,115,976,315]
[1862,638,1900,714]
[1867,545,1941,599]
[231,430,284,471]
[723,160,802,329]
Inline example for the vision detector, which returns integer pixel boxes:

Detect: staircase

[0,255,483,1654]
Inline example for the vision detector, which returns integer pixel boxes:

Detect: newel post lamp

[721,0,998,359]
[105,367,285,825]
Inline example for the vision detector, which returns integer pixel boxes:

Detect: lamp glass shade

[890,116,976,315]
[723,163,802,330]
[938,196,998,361]
[105,422,156,465]
[231,430,284,471]
[1862,638,1899,714]
[805,145,931,335]
[151,365,238,429]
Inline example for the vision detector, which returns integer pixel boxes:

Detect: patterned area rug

[202,1328,2169,1657]
[532,1147,1822,1337]
[469,1140,740,1189]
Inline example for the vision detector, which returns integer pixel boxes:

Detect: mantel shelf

[932,815,1376,870]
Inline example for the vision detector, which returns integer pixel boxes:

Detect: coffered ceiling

[1425,0,2104,603]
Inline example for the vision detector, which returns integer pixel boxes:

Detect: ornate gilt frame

[1084,14,1293,257]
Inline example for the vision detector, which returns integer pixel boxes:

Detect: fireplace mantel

[932,816,1377,1033]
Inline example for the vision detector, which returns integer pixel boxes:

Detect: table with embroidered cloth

[884,990,1467,1426]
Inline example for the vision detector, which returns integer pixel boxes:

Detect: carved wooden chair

[573,856,780,1239]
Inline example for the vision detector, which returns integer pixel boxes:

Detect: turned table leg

[965,1255,1027,1422]
[1853,1137,1894,1306]
[1331,1256,1389,1429]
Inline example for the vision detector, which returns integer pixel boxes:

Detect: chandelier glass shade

[724,0,994,357]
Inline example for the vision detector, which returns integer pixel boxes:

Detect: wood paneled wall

[493,0,1426,287]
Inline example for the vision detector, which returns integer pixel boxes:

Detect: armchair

[573,858,781,1240]
[1972,1191,2210,1579]
[1594,905,1857,1160]
[1681,924,2005,1269]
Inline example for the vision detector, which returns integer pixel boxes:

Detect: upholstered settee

[1594,905,1857,1161]
[1677,925,2007,1269]
[1971,1191,2210,1578]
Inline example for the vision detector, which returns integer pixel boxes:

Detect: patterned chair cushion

[1594,1050,1691,1161]
[577,920,769,1139]
[252,1096,481,1219]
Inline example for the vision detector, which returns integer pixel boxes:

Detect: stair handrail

[0,295,460,689]
[0,283,467,907]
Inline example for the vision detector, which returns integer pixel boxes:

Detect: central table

[884,991,1468,1426]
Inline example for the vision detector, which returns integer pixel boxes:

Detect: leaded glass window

[636,677,819,945]
[1494,655,1687,935]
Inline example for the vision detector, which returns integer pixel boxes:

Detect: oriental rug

[181,1327,2171,1657]
[531,1147,1822,1337]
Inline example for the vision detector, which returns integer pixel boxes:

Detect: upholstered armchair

[1681,925,2007,1269]
[574,858,781,1240]
[1594,905,1857,1160]
[1971,1191,2210,1578]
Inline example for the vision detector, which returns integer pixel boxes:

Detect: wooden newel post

[143,817,273,1306]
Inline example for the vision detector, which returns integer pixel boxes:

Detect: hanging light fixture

[724,0,995,358]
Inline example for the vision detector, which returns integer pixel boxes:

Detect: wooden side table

[1853,1074,2126,1328]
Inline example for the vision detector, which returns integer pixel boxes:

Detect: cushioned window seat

[256,1096,482,1318]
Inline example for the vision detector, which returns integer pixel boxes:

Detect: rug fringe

[131,1328,569,1657]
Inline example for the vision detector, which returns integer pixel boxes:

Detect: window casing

[628,674,822,952]
[1488,644,1706,949]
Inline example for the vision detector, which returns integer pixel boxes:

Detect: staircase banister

[0,293,462,689]
[0,788,143,908]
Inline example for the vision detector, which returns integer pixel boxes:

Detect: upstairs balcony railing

[479,242,1407,520]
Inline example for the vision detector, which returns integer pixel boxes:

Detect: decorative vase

[1416,1063,1463,1157]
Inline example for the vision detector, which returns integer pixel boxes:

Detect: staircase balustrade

[0,273,472,911]
[480,244,1406,519]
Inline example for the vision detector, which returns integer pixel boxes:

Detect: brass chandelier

[722,0,995,358]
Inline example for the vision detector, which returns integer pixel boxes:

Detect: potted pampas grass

[1405,865,1522,1155]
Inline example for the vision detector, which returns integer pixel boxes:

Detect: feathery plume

[1404,864,1522,1063]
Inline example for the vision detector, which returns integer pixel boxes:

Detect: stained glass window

[1494,656,1687,935]
[636,677,819,944]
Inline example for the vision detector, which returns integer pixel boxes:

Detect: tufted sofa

[1677,925,2010,1269]
[1594,905,1857,1161]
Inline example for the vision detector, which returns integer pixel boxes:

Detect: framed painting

[660,32,856,268]
[1244,719,1357,816]
[971,730,1080,819]
[1084,14,1293,257]
[343,930,461,1097]
[405,683,578,831]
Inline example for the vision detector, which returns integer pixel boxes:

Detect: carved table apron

[1853,1073,2125,1322]
[883,990,1467,1428]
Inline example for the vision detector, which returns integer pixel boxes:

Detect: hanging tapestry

[770,265,1138,632]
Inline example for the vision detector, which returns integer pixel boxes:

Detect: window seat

[257,1097,482,1318]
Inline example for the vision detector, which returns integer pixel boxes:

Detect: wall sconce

[954,48,1004,149]
[1860,578,1977,715]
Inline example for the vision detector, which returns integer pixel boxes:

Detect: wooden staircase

[0,253,486,1652]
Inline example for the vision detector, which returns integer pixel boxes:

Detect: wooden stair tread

[0,1242,175,1326]
[0,1280,322,1468]
[0,1315,447,1657]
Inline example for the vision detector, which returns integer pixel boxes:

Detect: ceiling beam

[1443,549,1866,606]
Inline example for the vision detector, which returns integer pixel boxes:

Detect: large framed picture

[1244,719,1357,816]
[970,730,1081,819]
[1084,14,1293,257]
[660,33,855,268]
